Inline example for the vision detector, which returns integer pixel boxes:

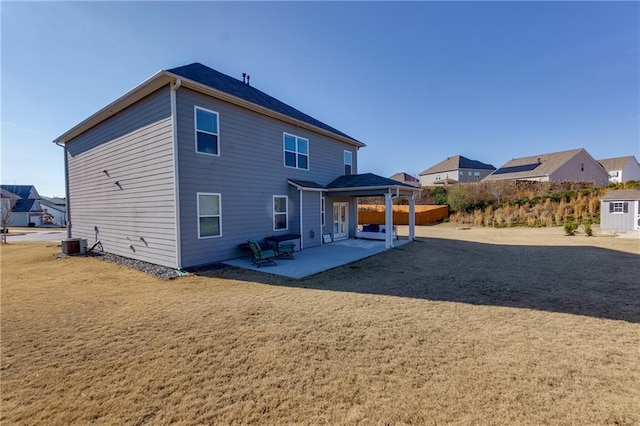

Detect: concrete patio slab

[223,238,409,278]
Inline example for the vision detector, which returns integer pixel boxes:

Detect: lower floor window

[274,196,288,230]
[198,193,221,238]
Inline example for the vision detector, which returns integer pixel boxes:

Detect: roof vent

[242,73,251,86]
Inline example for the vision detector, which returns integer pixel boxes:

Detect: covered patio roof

[288,173,420,196]
[289,173,421,249]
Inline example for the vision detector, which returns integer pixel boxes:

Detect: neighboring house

[419,155,495,186]
[600,189,640,233]
[389,172,420,187]
[483,148,609,187]
[0,185,44,226]
[54,62,418,269]
[39,196,67,226]
[598,156,640,184]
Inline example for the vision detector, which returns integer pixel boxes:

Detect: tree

[1,196,16,244]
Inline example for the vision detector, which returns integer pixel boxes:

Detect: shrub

[564,221,578,235]
[582,220,593,237]
[430,187,448,205]
[447,185,471,213]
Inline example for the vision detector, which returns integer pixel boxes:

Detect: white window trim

[273,195,289,231]
[610,201,628,214]
[194,106,220,157]
[344,150,353,174]
[197,192,222,239]
[283,132,309,170]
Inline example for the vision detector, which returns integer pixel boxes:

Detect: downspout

[299,189,304,250]
[55,141,71,238]
[320,192,323,246]
[171,79,182,268]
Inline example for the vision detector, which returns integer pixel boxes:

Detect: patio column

[409,193,415,241]
[385,191,393,249]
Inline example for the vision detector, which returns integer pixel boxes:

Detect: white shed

[600,189,640,234]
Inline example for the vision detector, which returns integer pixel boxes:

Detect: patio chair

[247,239,277,267]
[277,241,295,259]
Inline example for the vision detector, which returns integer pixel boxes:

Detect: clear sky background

[2,1,638,197]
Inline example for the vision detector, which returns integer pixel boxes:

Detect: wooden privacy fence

[358,204,449,225]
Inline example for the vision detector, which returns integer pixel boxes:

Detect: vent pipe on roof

[246,75,250,86]
[242,73,246,84]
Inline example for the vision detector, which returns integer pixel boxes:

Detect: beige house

[483,148,609,187]
[389,172,420,187]
[598,156,640,184]
[419,155,495,186]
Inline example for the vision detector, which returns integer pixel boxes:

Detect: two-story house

[419,155,496,186]
[54,63,417,269]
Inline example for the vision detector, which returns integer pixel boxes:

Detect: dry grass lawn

[2,225,639,424]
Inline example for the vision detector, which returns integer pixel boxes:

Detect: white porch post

[409,193,416,241]
[299,189,304,250]
[385,191,393,249]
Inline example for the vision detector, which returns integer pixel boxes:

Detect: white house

[598,156,640,184]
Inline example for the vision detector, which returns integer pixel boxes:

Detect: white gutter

[327,185,419,193]
[171,78,182,269]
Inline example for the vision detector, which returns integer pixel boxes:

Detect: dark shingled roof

[327,173,416,189]
[1,185,36,199]
[12,199,42,213]
[168,63,359,143]
[288,179,326,190]
[420,155,495,176]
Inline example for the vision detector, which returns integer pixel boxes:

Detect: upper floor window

[474,172,480,177]
[344,150,353,175]
[197,193,222,238]
[274,196,288,230]
[284,133,308,170]
[195,107,219,156]
[609,202,628,214]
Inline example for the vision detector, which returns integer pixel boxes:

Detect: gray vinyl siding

[175,87,356,266]
[300,191,322,248]
[600,200,638,231]
[66,87,177,267]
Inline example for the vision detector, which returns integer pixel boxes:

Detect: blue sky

[2,1,638,197]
